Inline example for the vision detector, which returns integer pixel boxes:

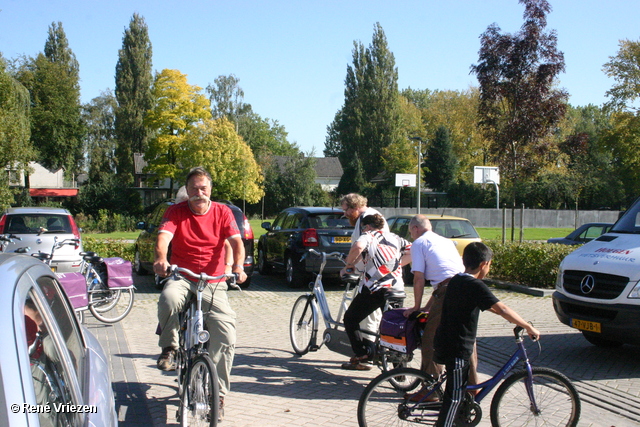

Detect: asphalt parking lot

[87,272,640,426]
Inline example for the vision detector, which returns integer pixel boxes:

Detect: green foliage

[424,126,458,192]
[82,90,117,181]
[472,0,568,193]
[261,154,321,215]
[77,175,142,217]
[82,236,135,261]
[75,209,138,233]
[115,13,153,185]
[485,240,575,289]
[603,38,640,111]
[327,22,404,193]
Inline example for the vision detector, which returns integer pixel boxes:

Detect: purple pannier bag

[57,272,88,310]
[379,308,423,354]
[103,257,134,289]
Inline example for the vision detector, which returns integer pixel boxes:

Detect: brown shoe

[405,386,440,403]
[341,360,373,371]
[157,347,176,371]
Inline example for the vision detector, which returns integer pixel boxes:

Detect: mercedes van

[552,198,640,347]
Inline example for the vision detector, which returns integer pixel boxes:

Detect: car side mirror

[261,222,272,231]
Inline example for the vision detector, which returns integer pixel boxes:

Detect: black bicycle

[357,325,581,427]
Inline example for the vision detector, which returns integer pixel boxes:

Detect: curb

[483,278,554,297]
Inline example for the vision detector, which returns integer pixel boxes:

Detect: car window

[282,213,302,229]
[5,214,72,234]
[308,214,351,229]
[390,217,411,239]
[25,287,81,426]
[271,212,288,231]
[579,225,606,242]
[432,220,479,239]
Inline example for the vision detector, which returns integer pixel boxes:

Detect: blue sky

[2,1,639,154]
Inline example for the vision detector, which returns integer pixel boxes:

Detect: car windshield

[306,214,353,229]
[4,214,72,234]
[431,219,480,239]
[611,199,640,234]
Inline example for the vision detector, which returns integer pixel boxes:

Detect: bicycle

[289,249,421,381]
[167,265,240,427]
[357,325,581,427]
[0,233,28,253]
[33,237,135,324]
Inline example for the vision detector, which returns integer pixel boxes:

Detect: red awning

[29,188,79,197]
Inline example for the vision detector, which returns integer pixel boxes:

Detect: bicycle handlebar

[169,265,241,291]
[305,249,345,261]
[0,234,21,242]
[514,325,538,342]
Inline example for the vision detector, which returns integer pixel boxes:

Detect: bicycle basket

[379,308,424,353]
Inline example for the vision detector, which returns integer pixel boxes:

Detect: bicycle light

[197,330,210,343]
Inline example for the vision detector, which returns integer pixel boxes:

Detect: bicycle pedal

[309,345,320,352]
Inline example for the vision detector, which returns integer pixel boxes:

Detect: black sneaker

[156,347,176,371]
[218,396,224,422]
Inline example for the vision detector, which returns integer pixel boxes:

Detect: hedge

[484,240,576,289]
[82,237,135,262]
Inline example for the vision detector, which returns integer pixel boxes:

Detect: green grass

[85,224,576,243]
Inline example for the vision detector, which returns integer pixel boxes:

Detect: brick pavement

[87,273,640,426]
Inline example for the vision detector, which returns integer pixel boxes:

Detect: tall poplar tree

[326,23,404,195]
[115,13,153,184]
[17,22,83,175]
[471,0,567,202]
[424,126,458,192]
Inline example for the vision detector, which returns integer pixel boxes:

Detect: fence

[374,207,621,229]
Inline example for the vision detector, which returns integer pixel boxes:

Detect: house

[270,156,343,191]
[7,162,78,203]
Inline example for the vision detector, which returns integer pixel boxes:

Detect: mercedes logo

[580,275,596,294]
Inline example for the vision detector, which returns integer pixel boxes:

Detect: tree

[0,55,35,208]
[82,90,117,182]
[16,22,84,175]
[145,69,211,195]
[262,154,321,214]
[207,74,252,126]
[424,126,458,192]
[471,0,568,203]
[181,118,263,203]
[603,39,640,112]
[114,13,153,184]
[326,23,404,194]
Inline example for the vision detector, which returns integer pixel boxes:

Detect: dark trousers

[344,287,387,357]
[435,357,470,427]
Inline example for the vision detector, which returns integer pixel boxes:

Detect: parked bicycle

[32,236,135,324]
[0,233,27,252]
[166,265,240,427]
[357,325,581,427]
[289,249,422,380]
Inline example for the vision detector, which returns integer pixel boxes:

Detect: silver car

[0,207,84,272]
[0,253,117,426]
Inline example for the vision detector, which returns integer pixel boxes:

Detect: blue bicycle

[357,326,580,427]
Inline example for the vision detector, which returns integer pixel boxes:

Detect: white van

[552,199,640,347]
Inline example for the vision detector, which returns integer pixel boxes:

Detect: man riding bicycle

[154,166,247,421]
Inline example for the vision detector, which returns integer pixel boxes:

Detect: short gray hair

[409,214,432,231]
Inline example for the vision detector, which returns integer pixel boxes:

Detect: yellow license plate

[571,318,601,333]
[333,236,351,243]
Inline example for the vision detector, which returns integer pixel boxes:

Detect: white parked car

[0,253,117,426]
[0,207,84,272]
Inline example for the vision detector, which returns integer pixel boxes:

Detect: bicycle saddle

[385,289,407,301]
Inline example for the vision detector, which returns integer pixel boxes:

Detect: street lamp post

[410,137,423,214]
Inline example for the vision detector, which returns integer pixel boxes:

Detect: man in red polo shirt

[154,166,247,421]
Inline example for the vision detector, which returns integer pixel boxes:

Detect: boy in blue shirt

[433,242,540,427]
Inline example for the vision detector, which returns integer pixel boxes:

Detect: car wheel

[134,249,147,275]
[581,331,624,348]
[285,255,309,288]
[257,247,271,275]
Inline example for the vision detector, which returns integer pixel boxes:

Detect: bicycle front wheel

[88,283,135,323]
[490,367,581,427]
[180,354,219,427]
[289,295,316,355]
[358,367,441,427]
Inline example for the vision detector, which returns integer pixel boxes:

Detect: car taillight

[69,216,81,249]
[302,228,319,247]
[0,215,6,233]
[243,217,254,240]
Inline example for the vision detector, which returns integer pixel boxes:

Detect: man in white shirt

[404,214,478,390]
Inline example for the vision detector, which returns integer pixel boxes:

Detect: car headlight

[628,282,640,299]
[555,268,564,290]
